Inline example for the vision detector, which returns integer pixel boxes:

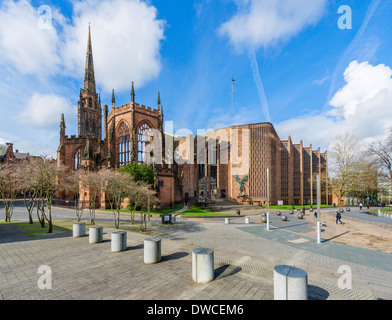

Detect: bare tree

[27,157,66,233]
[62,169,83,221]
[0,164,18,222]
[100,169,132,229]
[80,171,101,225]
[329,132,364,204]
[16,161,35,224]
[368,129,392,198]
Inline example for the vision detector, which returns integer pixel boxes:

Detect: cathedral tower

[78,26,102,140]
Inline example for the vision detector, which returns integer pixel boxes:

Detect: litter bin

[162,214,172,224]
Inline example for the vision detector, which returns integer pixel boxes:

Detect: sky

[0,0,392,159]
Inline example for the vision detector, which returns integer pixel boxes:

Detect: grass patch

[266,205,335,210]
[180,205,234,216]
[0,220,24,224]
[369,208,392,215]
[101,205,183,215]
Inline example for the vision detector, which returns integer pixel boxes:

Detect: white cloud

[19,93,74,128]
[218,0,327,51]
[275,60,392,150]
[61,0,165,93]
[0,0,64,77]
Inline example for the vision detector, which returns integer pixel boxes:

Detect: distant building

[0,143,30,164]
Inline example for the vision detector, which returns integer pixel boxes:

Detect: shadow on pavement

[308,285,330,300]
[214,264,242,280]
[161,251,189,262]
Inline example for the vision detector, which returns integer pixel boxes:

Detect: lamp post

[316,175,321,244]
[267,168,270,231]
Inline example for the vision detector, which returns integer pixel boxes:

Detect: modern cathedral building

[57,27,330,208]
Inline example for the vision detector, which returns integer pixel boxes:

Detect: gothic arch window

[138,122,152,163]
[89,97,93,109]
[118,122,131,166]
[74,148,82,170]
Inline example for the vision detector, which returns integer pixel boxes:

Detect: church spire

[112,89,115,106]
[131,81,135,103]
[84,24,96,93]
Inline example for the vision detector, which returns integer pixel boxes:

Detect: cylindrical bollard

[225,218,230,224]
[316,221,321,244]
[73,222,85,237]
[111,231,127,252]
[144,237,161,264]
[89,226,103,244]
[274,265,308,300]
[245,217,250,224]
[192,248,214,284]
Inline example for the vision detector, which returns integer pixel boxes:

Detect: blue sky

[0,0,392,158]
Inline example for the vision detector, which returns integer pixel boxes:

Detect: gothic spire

[60,113,66,128]
[157,91,161,106]
[112,89,115,105]
[131,81,135,103]
[84,24,96,93]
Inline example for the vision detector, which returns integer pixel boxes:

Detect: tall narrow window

[74,149,82,170]
[118,122,130,166]
[138,123,151,163]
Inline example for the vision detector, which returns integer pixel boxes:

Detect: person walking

[336,211,343,224]
[359,202,363,210]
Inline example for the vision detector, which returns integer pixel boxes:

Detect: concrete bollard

[89,226,103,244]
[274,265,308,300]
[225,218,230,224]
[245,217,250,224]
[73,222,86,237]
[144,237,161,264]
[192,248,214,284]
[111,231,127,252]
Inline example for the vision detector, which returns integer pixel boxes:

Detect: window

[118,122,131,165]
[138,123,152,163]
[88,97,93,109]
[74,149,82,170]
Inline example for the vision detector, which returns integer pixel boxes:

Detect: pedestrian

[336,211,343,224]
[359,202,363,210]
[314,210,317,224]
[367,203,370,210]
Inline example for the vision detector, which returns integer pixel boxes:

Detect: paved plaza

[1,205,392,301]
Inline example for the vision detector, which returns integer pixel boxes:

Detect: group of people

[312,208,343,225]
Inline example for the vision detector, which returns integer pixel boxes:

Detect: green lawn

[266,205,334,210]
[180,205,235,216]
[102,205,184,215]
[369,208,392,215]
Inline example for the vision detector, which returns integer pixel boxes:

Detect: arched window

[74,149,82,170]
[88,97,93,109]
[118,122,131,165]
[138,122,152,163]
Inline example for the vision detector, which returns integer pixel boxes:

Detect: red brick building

[57,27,182,208]
[57,27,329,208]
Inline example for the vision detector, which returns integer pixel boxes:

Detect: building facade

[57,27,329,208]
[179,123,329,206]
[57,27,182,208]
